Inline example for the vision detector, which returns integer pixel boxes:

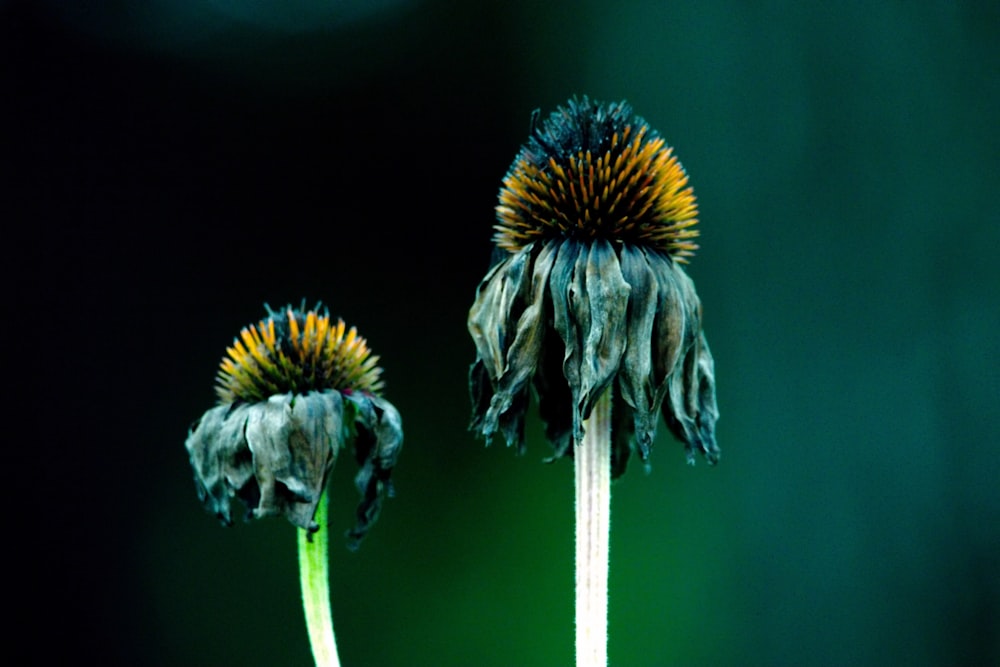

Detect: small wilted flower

[185,302,402,548]
[468,96,719,477]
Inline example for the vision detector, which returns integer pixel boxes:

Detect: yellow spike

[264,318,276,352]
[314,316,329,353]
[307,311,318,340]
[240,327,256,351]
[288,310,300,344]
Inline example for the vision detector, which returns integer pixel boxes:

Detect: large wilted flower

[185,302,402,548]
[468,96,719,477]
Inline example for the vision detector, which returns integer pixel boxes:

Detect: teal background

[6,1,998,665]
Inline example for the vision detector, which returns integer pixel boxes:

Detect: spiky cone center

[216,306,384,403]
[495,100,699,261]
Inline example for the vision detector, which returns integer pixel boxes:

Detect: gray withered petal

[346,392,404,549]
[553,239,630,441]
[185,402,254,526]
[184,404,230,519]
[693,334,720,456]
[217,404,257,514]
[549,240,585,438]
[244,391,343,530]
[648,254,719,464]
[468,358,493,436]
[650,250,696,386]
[615,244,662,461]
[467,246,531,381]
[533,326,574,462]
[664,330,720,464]
[483,241,558,444]
[496,388,529,454]
[469,361,530,453]
[610,391,637,478]
[578,239,630,420]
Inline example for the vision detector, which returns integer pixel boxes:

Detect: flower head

[468,96,719,476]
[185,302,402,548]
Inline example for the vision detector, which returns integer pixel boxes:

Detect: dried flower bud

[468,97,719,476]
[185,302,402,548]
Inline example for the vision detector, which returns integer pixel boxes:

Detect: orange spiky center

[215,307,384,403]
[495,121,699,260]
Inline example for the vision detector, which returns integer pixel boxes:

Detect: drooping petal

[693,333,720,462]
[664,330,720,464]
[185,403,253,526]
[287,391,345,525]
[217,405,257,504]
[548,239,585,439]
[483,241,558,447]
[650,250,695,389]
[576,239,630,439]
[468,358,493,436]
[610,390,638,478]
[496,388,529,456]
[470,356,530,452]
[534,325,574,462]
[346,392,404,549]
[467,246,531,382]
[616,244,661,461]
[244,393,338,531]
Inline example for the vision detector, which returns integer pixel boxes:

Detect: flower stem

[298,493,342,667]
[575,388,612,667]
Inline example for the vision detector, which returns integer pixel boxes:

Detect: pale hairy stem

[298,494,341,667]
[575,388,612,667]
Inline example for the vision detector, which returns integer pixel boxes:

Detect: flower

[185,302,402,548]
[468,96,719,477]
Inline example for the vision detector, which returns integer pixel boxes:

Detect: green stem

[575,388,612,667]
[298,494,342,667]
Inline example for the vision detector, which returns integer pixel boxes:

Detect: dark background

[6,1,999,665]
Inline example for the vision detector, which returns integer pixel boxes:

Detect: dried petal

[577,239,630,425]
[534,327,574,462]
[610,392,637,478]
[483,242,557,445]
[549,240,585,438]
[347,393,404,549]
[186,391,355,533]
[467,248,531,381]
[185,403,254,526]
[468,358,494,436]
[244,392,343,530]
[650,250,695,384]
[664,331,720,464]
[616,244,660,462]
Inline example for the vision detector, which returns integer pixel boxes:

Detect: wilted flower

[185,302,402,547]
[468,96,719,477]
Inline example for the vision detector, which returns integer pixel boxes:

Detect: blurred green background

[6,1,998,665]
